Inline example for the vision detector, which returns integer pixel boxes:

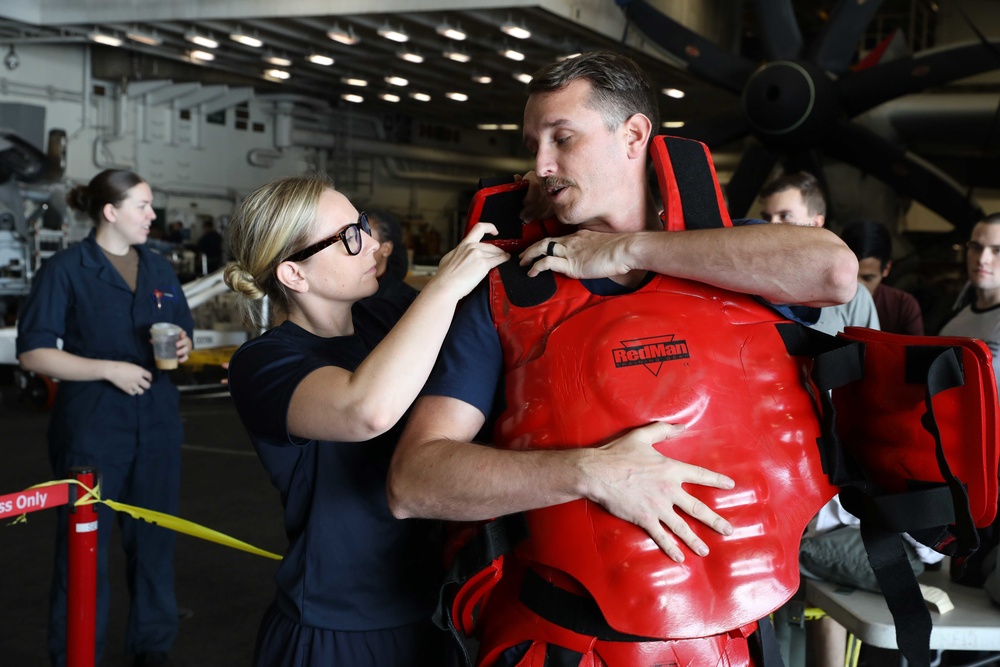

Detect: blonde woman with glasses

[223,174,505,667]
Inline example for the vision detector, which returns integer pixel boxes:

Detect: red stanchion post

[67,467,97,667]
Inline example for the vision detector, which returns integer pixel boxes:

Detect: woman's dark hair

[66,169,146,225]
[367,209,409,282]
[841,219,893,270]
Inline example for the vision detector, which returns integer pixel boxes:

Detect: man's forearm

[630,224,858,306]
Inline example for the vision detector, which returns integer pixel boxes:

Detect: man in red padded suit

[387,50,859,666]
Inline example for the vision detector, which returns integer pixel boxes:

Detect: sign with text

[0,484,69,519]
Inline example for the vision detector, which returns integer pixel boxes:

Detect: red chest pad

[490,272,837,638]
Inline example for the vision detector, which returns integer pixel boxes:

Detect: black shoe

[134,652,172,667]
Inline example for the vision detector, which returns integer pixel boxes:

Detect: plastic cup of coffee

[150,322,183,370]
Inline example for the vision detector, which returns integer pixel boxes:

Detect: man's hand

[578,421,735,563]
[519,229,633,279]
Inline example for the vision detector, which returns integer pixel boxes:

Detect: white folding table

[804,568,1000,664]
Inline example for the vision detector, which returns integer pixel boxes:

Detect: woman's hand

[105,360,153,396]
[176,329,193,363]
[426,222,509,300]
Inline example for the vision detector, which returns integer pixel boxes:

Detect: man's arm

[521,224,859,307]
[387,395,736,563]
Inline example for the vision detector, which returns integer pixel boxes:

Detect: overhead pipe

[264,94,535,173]
[343,136,532,174]
[381,156,492,185]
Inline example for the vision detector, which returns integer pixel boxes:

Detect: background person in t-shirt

[940,212,1000,383]
[840,218,924,335]
[758,172,880,335]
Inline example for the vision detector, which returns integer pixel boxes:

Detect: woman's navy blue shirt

[227,320,440,631]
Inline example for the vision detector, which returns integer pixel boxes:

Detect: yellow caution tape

[103,498,282,560]
[13,478,282,561]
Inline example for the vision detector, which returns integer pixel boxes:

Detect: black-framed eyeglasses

[283,212,371,263]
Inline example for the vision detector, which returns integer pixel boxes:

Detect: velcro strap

[518,567,658,642]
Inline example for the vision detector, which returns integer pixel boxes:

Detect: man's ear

[377,239,394,259]
[624,113,653,160]
[813,213,826,228]
[883,259,893,278]
[275,260,309,294]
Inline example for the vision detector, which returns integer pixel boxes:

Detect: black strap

[919,346,979,557]
[518,567,657,642]
[663,136,727,230]
[775,322,866,484]
[522,568,782,665]
[750,615,786,667]
[435,514,529,667]
[545,645,586,667]
[498,256,556,308]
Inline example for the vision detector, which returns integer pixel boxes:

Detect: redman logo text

[612,334,690,377]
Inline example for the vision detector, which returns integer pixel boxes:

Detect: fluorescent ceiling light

[662,121,686,128]
[264,53,292,67]
[89,30,123,47]
[445,92,468,102]
[472,74,492,84]
[230,30,263,48]
[397,49,424,64]
[475,123,520,132]
[307,53,335,66]
[327,24,359,45]
[384,75,409,87]
[500,17,531,40]
[409,92,431,102]
[264,68,290,80]
[126,28,161,46]
[443,48,470,63]
[341,93,364,104]
[436,20,466,41]
[188,49,216,62]
[379,93,401,103]
[185,30,218,49]
[513,72,532,84]
[557,52,581,62]
[662,87,686,99]
[500,47,525,62]
[377,23,409,43]
[341,76,368,87]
